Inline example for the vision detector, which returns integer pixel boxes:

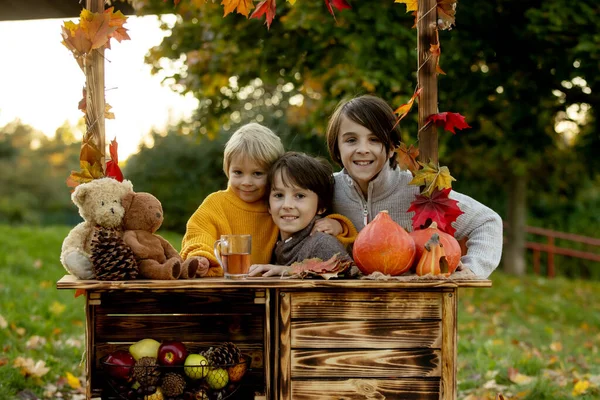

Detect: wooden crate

[58,276,490,400]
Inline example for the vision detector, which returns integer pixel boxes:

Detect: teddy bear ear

[121,192,135,213]
[71,183,89,207]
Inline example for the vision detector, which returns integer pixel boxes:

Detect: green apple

[129,338,160,361]
[184,354,209,380]
[205,368,229,390]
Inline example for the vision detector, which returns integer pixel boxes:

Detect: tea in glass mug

[214,234,252,278]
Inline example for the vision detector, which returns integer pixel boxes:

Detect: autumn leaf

[250,0,277,29]
[13,357,50,379]
[572,380,590,396]
[437,0,457,30]
[407,188,463,235]
[66,372,82,389]
[67,160,105,187]
[394,87,422,127]
[508,367,534,385]
[395,0,417,12]
[426,112,471,134]
[324,0,351,20]
[287,0,297,4]
[409,161,456,196]
[222,0,254,17]
[289,254,354,279]
[395,143,420,174]
[79,9,117,50]
[105,138,124,182]
[105,7,130,43]
[430,43,446,75]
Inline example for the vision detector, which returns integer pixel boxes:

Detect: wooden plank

[264,289,271,400]
[290,291,442,320]
[441,291,457,400]
[291,320,441,348]
[94,314,263,342]
[95,290,262,314]
[56,275,492,290]
[291,349,441,378]
[279,292,291,400]
[86,295,95,400]
[291,378,440,399]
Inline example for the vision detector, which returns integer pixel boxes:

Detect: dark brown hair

[326,95,401,168]
[267,152,334,214]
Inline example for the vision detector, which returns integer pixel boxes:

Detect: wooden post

[417,0,439,164]
[547,236,555,278]
[85,0,106,169]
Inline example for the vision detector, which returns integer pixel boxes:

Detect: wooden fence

[521,226,600,277]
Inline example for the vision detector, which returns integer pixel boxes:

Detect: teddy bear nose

[110,208,115,214]
[156,212,161,218]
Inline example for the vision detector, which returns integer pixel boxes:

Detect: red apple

[104,350,135,380]
[157,341,188,366]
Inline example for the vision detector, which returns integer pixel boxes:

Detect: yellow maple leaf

[105,103,115,120]
[572,380,590,396]
[80,10,117,49]
[395,0,418,12]
[222,0,254,17]
[49,301,66,316]
[287,0,297,4]
[409,161,456,196]
[66,372,82,389]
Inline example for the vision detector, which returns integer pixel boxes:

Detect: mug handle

[213,239,226,269]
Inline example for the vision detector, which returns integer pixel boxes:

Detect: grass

[0,225,598,399]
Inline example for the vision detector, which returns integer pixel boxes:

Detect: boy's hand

[311,218,342,236]
[188,256,210,277]
[249,264,290,277]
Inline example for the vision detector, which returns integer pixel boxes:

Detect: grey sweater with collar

[332,164,503,278]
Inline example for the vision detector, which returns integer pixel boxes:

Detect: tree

[137,0,600,275]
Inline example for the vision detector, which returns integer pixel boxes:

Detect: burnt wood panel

[441,292,457,400]
[291,320,442,349]
[291,349,441,378]
[94,314,263,342]
[291,378,440,399]
[290,291,442,320]
[95,290,263,315]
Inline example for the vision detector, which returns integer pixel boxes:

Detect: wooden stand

[57,276,490,400]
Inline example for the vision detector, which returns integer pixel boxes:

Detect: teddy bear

[60,177,134,280]
[121,191,209,279]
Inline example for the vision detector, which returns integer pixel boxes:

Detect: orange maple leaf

[105,8,130,44]
[222,0,254,17]
[61,24,92,59]
[437,0,457,30]
[250,0,277,29]
[393,87,422,126]
[395,143,420,174]
[426,112,471,134]
[80,9,117,50]
[105,138,124,182]
[429,43,446,75]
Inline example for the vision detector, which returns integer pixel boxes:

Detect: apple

[184,354,209,380]
[129,338,160,361]
[205,368,229,390]
[103,350,135,381]
[157,340,188,366]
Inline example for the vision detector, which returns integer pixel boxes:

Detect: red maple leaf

[105,138,124,182]
[250,0,277,29]
[407,187,463,236]
[324,0,351,20]
[426,112,471,134]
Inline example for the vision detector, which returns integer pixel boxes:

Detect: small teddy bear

[60,178,134,280]
[121,191,208,279]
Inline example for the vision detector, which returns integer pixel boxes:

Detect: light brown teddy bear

[121,192,209,279]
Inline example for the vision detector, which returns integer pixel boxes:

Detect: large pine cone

[161,372,186,397]
[132,357,161,388]
[203,342,242,367]
[91,226,138,280]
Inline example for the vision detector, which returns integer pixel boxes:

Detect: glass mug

[213,234,252,279]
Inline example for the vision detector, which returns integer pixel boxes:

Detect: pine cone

[133,357,161,388]
[91,226,139,280]
[205,343,242,367]
[161,372,186,397]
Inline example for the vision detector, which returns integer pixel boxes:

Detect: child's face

[269,171,323,241]
[228,155,268,203]
[337,115,393,194]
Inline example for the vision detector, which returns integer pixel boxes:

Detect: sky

[0,15,198,160]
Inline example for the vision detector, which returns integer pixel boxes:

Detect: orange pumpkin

[353,210,416,276]
[409,222,461,273]
[415,233,450,276]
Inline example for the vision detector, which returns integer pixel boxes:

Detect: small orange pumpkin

[409,222,461,273]
[415,233,449,276]
[353,210,416,276]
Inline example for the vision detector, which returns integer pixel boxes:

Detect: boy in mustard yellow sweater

[181,123,356,277]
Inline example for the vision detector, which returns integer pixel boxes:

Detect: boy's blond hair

[223,123,285,177]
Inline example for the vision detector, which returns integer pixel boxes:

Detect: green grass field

[0,225,598,399]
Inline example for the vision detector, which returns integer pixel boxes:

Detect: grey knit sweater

[332,164,503,278]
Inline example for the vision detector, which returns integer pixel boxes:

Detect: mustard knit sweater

[181,186,357,277]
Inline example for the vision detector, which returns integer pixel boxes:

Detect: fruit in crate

[130,338,161,360]
[184,354,209,380]
[205,368,229,390]
[161,372,186,397]
[157,340,188,366]
[133,356,161,387]
[227,358,248,383]
[103,350,135,380]
[409,221,461,273]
